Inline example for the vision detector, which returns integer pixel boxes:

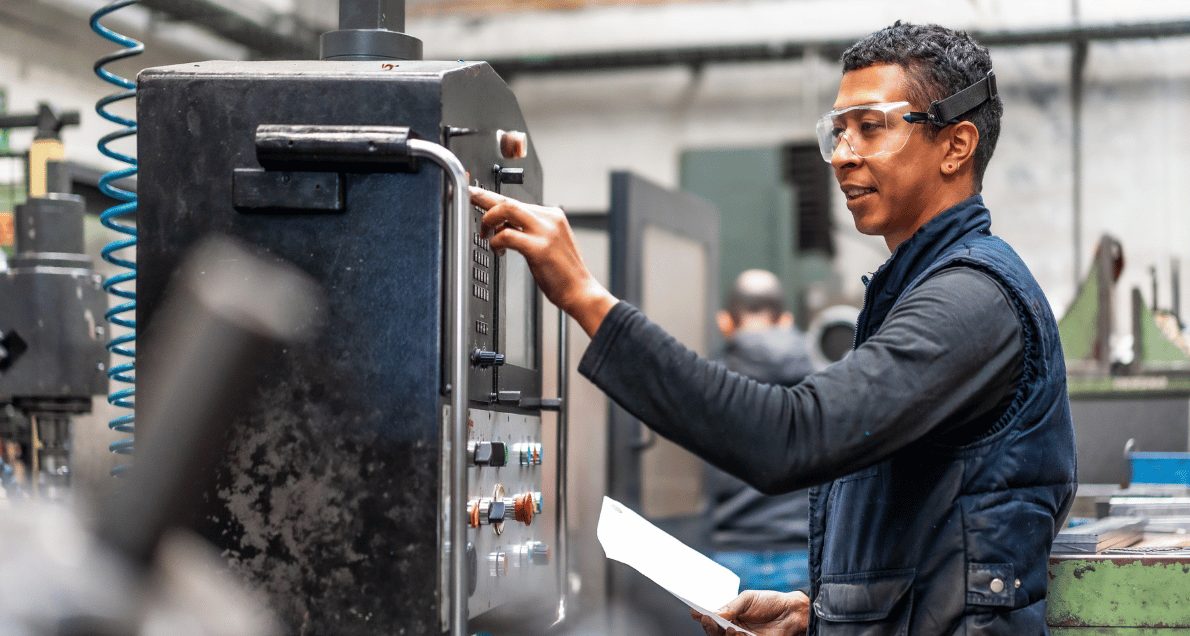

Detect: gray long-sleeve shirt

[579,267,1023,494]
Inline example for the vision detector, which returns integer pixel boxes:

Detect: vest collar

[858,195,993,340]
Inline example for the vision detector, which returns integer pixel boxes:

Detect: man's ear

[717,310,735,339]
[942,120,979,177]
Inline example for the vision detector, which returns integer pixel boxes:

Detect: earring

[945,163,955,173]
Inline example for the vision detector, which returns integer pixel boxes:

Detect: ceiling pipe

[485,19,1190,78]
[137,0,320,58]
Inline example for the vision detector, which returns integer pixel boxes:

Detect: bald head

[727,269,785,320]
[718,269,792,338]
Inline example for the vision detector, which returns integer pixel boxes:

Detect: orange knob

[513,493,535,525]
[468,500,481,528]
[499,130,528,160]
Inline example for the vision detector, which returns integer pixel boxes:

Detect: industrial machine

[1058,234,1190,485]
[0,104,107,501]
[135,1,566,633]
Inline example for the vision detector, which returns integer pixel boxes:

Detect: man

[471,22,1076,635]
[708,269,816,594]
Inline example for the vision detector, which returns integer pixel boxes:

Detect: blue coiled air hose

[91,0,142,473]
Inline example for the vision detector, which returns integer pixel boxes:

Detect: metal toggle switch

[471,349,505,368]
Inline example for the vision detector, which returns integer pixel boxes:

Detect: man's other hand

[470,186,617,337]
[691,590,810,636]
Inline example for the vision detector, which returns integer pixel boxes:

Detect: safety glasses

[816,71,999,163]
[815,101,916,163]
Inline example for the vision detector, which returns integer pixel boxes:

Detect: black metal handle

[254,124,419,172]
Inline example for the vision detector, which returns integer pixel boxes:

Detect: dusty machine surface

[135,3,564,633]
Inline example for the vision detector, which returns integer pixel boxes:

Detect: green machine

[1049,554,1190,633]
[1051,237,1190,632]
[1058,235,1190,485]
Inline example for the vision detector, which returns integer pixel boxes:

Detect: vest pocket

[836,464,879,483]
[966,563,1015,608]
[813,568,915,632]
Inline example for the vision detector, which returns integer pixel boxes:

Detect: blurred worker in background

[471,21,1076,636]
[707,269,815,593]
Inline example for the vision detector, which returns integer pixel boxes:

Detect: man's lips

[842,185,877,201]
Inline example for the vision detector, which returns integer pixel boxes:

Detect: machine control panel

[444,119,550,626]
[464,407,553,618]
[467,204,496,402]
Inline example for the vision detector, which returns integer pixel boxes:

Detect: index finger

[470,186,512,211]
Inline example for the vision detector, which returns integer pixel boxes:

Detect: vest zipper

[853,274,874,350]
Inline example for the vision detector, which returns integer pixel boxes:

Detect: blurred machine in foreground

[0,104,106,502]
[0,238,316,636]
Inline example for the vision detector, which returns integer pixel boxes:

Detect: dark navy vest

[807,196,1077,635]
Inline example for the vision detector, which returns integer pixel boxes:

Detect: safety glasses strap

[910,70,998,126]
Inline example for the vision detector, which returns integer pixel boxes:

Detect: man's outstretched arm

[578,266,1020,493]
[470,187,1021,493]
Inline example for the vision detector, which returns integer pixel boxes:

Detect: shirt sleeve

[578,267,1023,494]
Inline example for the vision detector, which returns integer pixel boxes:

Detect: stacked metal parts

[1109,496,1190,538]
[135,1,565,633]
[1052,517,1146,554]
[0,104,106,502]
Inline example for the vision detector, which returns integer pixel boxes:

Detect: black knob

[487,500,506,524]
[471,441,508,467]
[471,349,505,368]
[489,441,507,467]
[472,442,493,465]
[496,166,525,185]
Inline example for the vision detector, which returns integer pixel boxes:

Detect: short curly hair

[841,22,1003,191]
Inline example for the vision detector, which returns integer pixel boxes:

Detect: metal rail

[552,309,570,629]
[407,139,470,636]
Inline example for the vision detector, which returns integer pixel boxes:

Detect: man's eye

[831,127,845,139]
[860,121,884,132]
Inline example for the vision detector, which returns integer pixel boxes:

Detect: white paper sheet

[596,496,758,635]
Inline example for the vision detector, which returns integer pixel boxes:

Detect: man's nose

[831,133,862,170]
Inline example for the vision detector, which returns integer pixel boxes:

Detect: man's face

[830,64,948,247]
